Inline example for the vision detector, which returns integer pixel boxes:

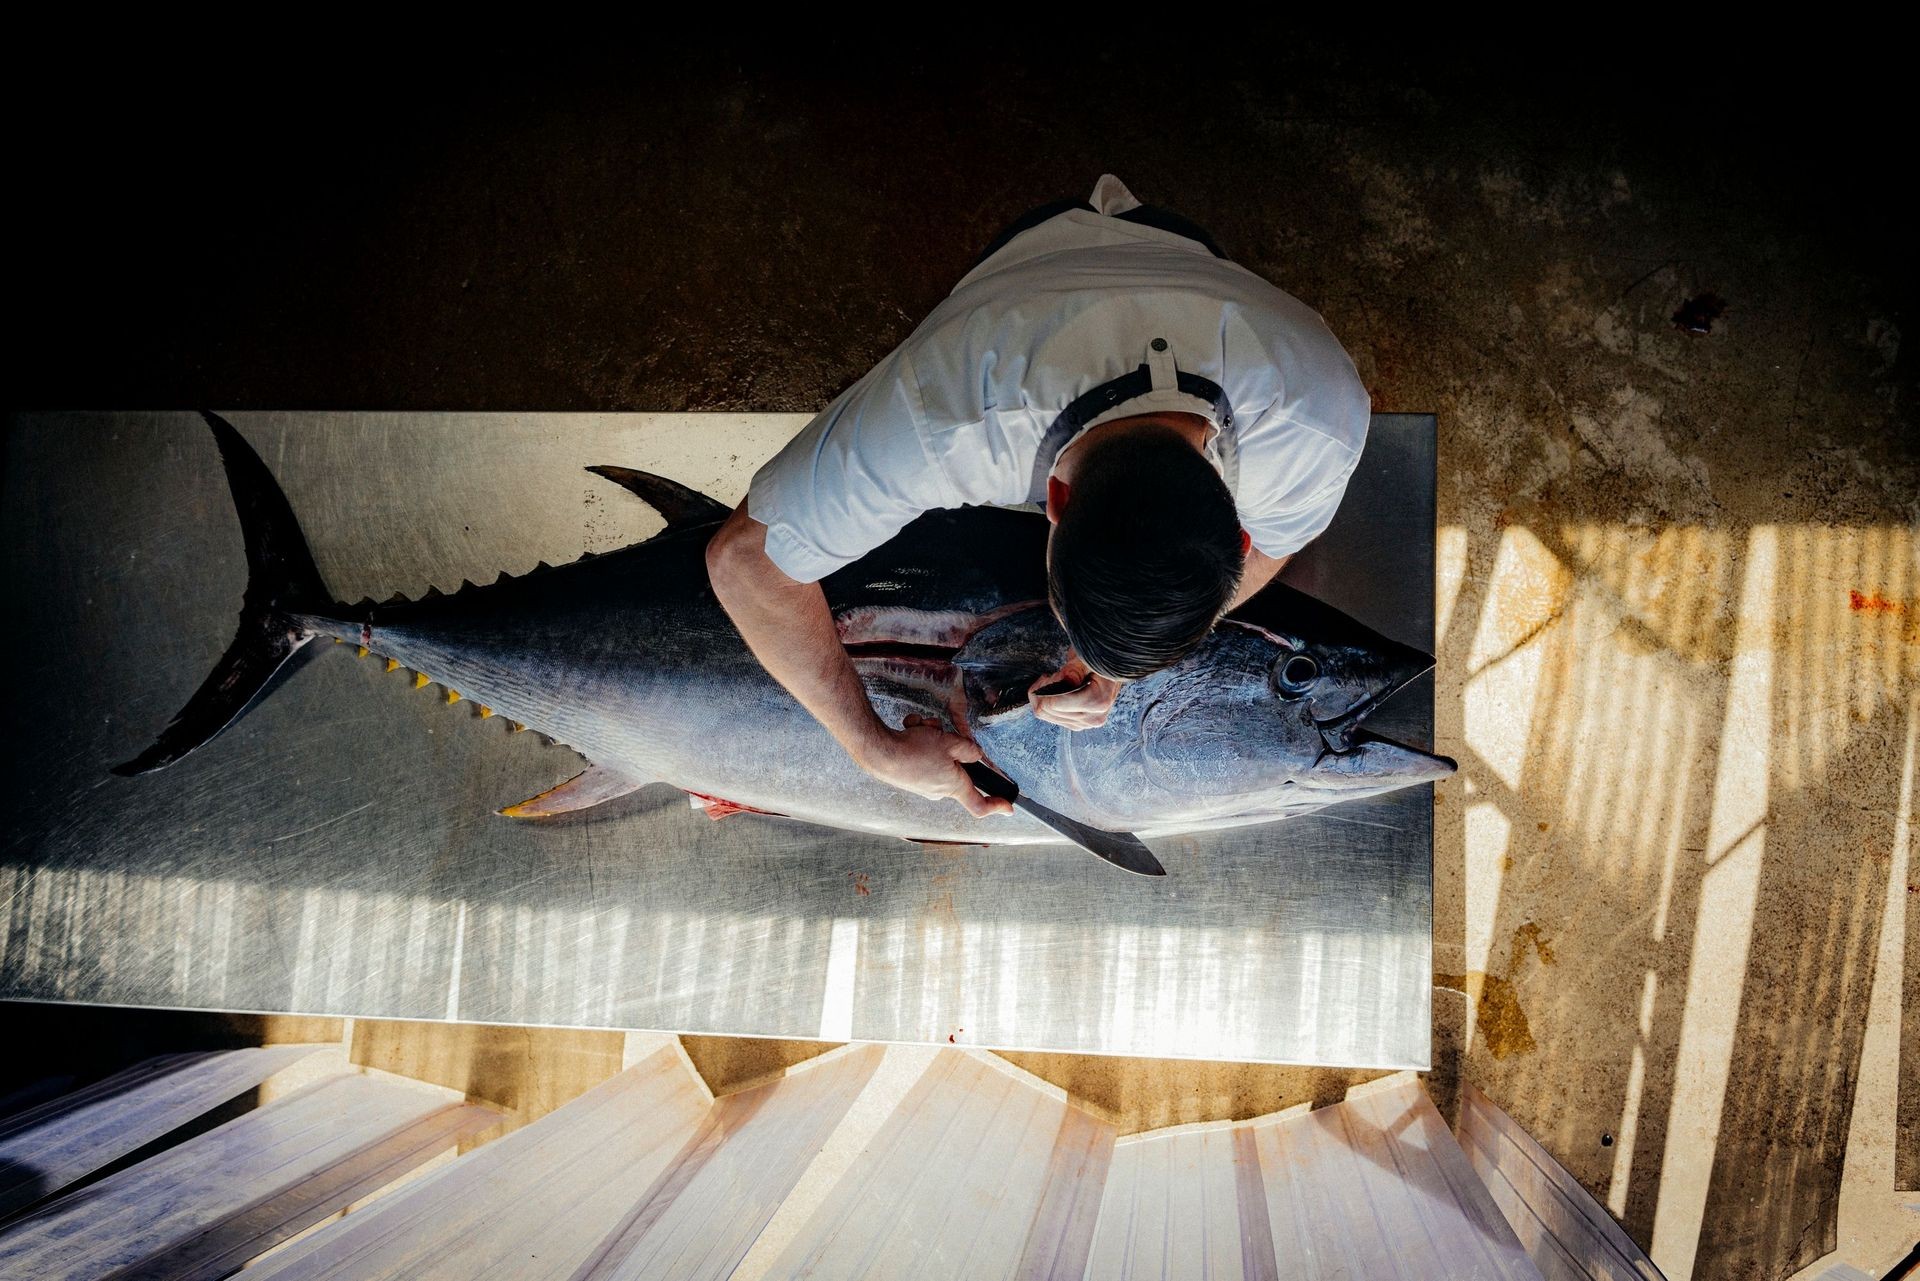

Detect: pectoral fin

[499,764,648,818]
[685,791,780,820]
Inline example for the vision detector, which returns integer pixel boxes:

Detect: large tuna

[115,413,1454,862]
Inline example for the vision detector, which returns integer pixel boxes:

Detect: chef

[707,175,1370,818]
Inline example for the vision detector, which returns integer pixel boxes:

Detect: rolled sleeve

[1235,353,1370,557]
[1240,441,1365,558]
[747,352,957,583]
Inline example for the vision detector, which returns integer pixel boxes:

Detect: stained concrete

[680,1035,841,1097]
[6,32,1914,1281]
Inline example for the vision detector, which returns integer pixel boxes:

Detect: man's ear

[1239,529,1253,558]
[1046,476,1071,525]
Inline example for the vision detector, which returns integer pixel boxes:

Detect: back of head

[1048,430,1245,680]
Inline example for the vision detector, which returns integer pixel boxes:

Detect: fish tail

[111,411,333,776]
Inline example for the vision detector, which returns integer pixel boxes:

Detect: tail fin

[112,411,332,776]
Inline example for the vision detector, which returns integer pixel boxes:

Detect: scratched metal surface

[0,412,1435,1068]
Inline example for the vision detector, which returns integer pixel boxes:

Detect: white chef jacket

[748,174,1371,584]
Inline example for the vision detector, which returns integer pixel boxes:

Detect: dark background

[8,31,1911,414]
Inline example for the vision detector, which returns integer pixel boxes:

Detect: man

[707,175,1370,819]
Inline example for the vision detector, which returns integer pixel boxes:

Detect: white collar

[1059,336,1228,478]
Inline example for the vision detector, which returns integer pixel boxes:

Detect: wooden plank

[1345,1086,1488,1272]
[1349,1083,1539,1280]
[111,1102,496,1281]
[1199,1129,1248,1280]
[921,1070,1062,1278]
[0,1072,468,1281]
[1252,1108,1360,1280]
[1241,1086,1541,1281]
[570,1045,881,1281]
[0,1054,207,1143]
[868,1059,1042,1277]
[1326,1093,1439,1280]
[1396,1083,1542,1278]
[1086,1126,1251,1281]
[1297,1100,1403,1277]
[0,1045,324,1218]
[1011,1103,1115,1281]
[1458,1122,1588,1281]
[249,1049,709,1281]
[1107,1133,1175,1279]
[761,1050,1116,1280]
[1083,1128,1143,1279]
[1231,1125,1280,1281]
[762,1051,971,1278]
[1457,1084,1663,1281]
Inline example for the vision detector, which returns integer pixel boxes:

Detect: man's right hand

[854,714,1013,819]
[707,506,1010,821]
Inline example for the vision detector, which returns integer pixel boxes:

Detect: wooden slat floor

[1457,1082,1665,1281]
[0,1072,493,1281]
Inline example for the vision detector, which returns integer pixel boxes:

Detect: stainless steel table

[0,412,1436,1068]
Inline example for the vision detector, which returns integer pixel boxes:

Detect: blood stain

[849,872,871,897]
[1850,590,1903,614]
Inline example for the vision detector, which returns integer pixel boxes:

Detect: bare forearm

[1230,550,1290,610]
[706,508,886,764]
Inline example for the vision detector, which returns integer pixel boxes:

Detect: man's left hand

[1028,656,1124,730]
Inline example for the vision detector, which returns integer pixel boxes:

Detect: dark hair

[1047,430,1244,680]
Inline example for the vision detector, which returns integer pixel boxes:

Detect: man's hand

[854,714,1013,818]
[1028,654,1124,730]
[708,507,1010,821]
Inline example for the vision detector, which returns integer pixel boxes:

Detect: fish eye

[1273,653,1320,698]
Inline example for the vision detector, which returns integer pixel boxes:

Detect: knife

[962,761,1166,877]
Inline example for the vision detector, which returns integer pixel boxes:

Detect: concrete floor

[7,32,1914,1280]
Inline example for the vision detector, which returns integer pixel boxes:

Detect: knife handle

[960,761,1018,802]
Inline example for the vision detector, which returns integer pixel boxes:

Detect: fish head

[1130,602,1455,801]
[959,593,1455,827]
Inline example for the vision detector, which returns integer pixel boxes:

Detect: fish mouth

[1305,726,1458,787]
[1309,641,1437,754]
[1313,724,1422,763]
[1312,688,1386,754]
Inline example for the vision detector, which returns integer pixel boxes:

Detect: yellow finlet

[413,671,430,689]
[478,706,494,719]
[509,721,527,733]
[385,658,399,673]
[332,637,343,644]
[356,645,369,659]
[446,689,462,705]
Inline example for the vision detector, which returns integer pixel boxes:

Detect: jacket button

[1151,337,1168,352]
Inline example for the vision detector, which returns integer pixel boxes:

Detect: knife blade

[962,761,1166,877]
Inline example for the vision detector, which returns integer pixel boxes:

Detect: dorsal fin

[587,466,729,529]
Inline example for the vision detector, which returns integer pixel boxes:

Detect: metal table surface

[1,412,1436,1068]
